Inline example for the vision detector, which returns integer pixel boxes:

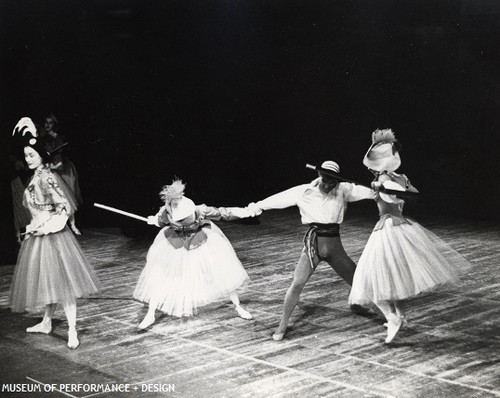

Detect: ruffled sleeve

[196,204,257,221]
[154,206,171,227]
[42,171,69,214]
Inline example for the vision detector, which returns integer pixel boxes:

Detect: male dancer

[247,161,375,340]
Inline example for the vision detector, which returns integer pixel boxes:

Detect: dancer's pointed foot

[235,305,253,320]
[26,321,52,334]
[138,314,156,329]
[384,316,407,328]
[272,327,287,341]
[71,224,81,235]
[67,329,80,349]
[385,314,403,344]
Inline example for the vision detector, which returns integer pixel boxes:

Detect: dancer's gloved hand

[147,216,158,226]
[371,181,383,191]
[23,225,36,239]
[37,213,69,235]
[50,161,63,170]
[246,202,263,217]
[220,207,254,220]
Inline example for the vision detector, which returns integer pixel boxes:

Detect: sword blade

[93,203,149,222]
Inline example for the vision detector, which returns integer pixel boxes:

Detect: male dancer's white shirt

[252,178,373,224]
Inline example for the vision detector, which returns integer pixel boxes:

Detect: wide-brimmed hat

[170,196,196,221]
[363,129,401,173]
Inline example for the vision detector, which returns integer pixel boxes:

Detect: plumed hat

[12,117,51,162]
[363,129,401,173]
[170,197,196,221]
[160,179,196,221]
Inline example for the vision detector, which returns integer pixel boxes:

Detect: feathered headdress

[363,128,401,173]
[12,117,37,138]
[160,178,186,205]
[11,117,52,162]
[159,179,196,221]
[371,128,397,145]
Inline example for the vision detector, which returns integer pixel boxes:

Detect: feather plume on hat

[371,128,397,145]
[160,179,186,205]
[159,178,197,221]
[11,117,52,162]
[12,117,38,137]
[363,128,401,172]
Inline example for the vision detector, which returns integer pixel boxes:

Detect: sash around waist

[164,220,212,250]
[303,223,340,268]
[308,223,340,237]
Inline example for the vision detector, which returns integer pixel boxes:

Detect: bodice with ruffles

[373,172,415,231]
[23,166,68,229]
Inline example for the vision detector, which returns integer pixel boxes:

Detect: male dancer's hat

[320,160,340,174]
[363,129,401,173]
[170,196,196,221]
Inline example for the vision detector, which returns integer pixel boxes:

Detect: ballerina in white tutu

[9,117,100,349]
[134,179,253,329]
[349,129,471,343]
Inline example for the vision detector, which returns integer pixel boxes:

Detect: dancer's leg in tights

[273,252,316,340]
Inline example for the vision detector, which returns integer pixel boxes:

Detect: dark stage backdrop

[1,0,499,264]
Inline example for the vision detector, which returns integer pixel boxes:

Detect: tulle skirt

[349,217,471,305]
[133,222,249,317]
[10,226,100,312]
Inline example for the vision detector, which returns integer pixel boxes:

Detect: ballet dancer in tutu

[9,117,100,349]
[134,179,253,329]
[349,129,471,343]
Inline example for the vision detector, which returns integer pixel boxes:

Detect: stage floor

[1,209,499,397]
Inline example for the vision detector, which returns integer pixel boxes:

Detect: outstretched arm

[196,204,257,221]
[344,183,375,202]
[249,185,305,213]
[148,206,170,227]
[196,185,306,221]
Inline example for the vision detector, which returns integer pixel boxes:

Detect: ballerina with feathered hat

[133,179,253,329]
[349,129,471,343]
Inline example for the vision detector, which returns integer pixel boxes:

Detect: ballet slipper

[235,305,253,320]
[67,329,80,349]
[272,327,287,341]
[384,316,407,328]
[385,314,403,344]
[138,314,156,329]
[70,224,81,235]
[272,332,285,341]
[26,321,52,334]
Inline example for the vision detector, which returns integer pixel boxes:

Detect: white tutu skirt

[133,222,249,317]
[10,226,100,312]
[349,217,471,305]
